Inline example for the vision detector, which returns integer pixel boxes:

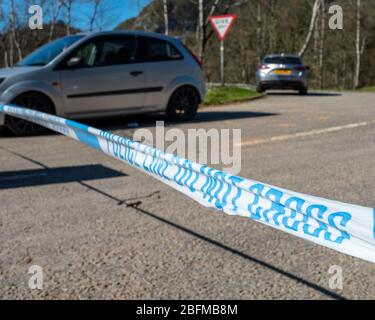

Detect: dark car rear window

[138,36,182,62]
[264,57,302,65]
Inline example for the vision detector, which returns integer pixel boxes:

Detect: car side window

[75,43,98,67]
[139,36,182,62]
[95,37,137,66]
[68,36,137,68]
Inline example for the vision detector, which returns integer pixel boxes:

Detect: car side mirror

[67,57,83,68]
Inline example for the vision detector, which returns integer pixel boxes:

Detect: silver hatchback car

[256,54,310,95]
[0,31,206,135]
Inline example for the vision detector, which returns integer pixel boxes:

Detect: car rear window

[138,36,182,62]
[264,57,302,65]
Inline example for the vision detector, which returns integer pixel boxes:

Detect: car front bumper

[0,98,7,126]
[0,112,4,126]
[0,88,17,126]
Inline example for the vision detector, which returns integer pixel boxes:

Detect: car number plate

[274,69,292,75]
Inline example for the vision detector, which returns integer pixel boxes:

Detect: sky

[0,0,152,31]
[75,0,152,30]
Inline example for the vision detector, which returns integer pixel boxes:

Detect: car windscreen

[264,57,302,65]
[17,35,84,67]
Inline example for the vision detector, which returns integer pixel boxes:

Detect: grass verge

[357,86,375,93]
[203,86,262,106]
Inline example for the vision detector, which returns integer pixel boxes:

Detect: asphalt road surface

[1,91,374,299]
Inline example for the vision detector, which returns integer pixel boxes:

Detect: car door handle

[130,71,143,77]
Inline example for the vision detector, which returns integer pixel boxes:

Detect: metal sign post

[209,14,236,87]
[220,40,225,86]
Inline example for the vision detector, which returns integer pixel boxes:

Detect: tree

[49,1,64,41]
[299,0,321,57]
[62,0,74,35]
[256,0,262,63]
[0,0,9,67]
[198,0,205,61]
[89,0,101,31]
[353,0,361,89]
[163,0,169,35]
[318,0,325,89]
[9,0,23,63]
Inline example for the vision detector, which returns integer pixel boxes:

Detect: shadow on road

[266,91,341,97]
[87,110,280,132]
[0,110,279,138]
[0,146,126,189]
[0,164,126,189]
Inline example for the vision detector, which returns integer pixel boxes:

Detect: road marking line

[237,121,375,147]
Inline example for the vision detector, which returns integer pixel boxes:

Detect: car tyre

[6,92,54,136]
[256,86,265,93]
[299,87,308,95]
[167,86,199,121]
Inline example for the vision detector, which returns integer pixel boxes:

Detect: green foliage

[357,86,375,93]
[204,86,261,106]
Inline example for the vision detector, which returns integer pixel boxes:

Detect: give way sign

[209,14,236,41]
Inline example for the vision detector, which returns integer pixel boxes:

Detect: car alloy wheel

[6,92,54,136]
[167,86,199,121]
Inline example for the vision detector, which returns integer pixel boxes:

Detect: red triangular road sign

[209,14,236,41]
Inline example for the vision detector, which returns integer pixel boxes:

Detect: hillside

[117,0,199,34]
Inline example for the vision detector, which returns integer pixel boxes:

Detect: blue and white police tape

[1,104,375,263]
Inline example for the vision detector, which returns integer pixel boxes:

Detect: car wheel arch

[167,84,202,106]
[10,90,56,114]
